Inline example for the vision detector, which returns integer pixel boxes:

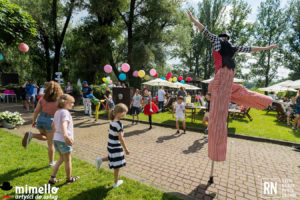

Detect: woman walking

[22,81,63,167]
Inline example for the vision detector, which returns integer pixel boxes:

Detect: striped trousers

[207,67,272,161]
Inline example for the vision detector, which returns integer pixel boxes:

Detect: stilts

[208,161,214,186]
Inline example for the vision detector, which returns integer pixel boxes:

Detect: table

[1,94,17,103]
[185,106,196,122]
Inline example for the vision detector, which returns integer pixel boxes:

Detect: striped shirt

[107,120,126,169]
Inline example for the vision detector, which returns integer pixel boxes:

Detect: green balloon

[105,81,109,85]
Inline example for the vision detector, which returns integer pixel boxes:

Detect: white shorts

[204,112,209,117]
[176,114,185,121]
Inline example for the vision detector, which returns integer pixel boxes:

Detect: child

[196,92,202,106]
[95,103,130,188]
[86,94,100,122]
[104,90,115,117]
[82,81,93,116]
[48,94,79,185]
[130,89,142,125]
[172,96,186,134]
[202,93,211,134]
[143,89,159,129]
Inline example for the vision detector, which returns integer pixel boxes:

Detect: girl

[22,81,63,168]
[95,103,130,188]
[104,90,115,117]
[48,94,79,185]
[143,89,159,129]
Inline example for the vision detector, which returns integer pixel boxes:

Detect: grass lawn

[0,129,182,200]
[95,108,300,143]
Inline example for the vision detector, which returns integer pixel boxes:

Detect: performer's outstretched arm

[187,9,221,51]
[234,44,279,53]
[251,45,279,52]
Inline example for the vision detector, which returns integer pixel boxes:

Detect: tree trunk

[127,0,136,88]
[44,37,51,81]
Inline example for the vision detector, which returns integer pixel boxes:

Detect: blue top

[296,96,300,114]
[82,86,92,98]
[25,84,34,95]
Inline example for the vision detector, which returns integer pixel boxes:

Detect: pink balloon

[18,43,29,52]
[133,70,138,77]
[167,72,173,77]
[150,69,157,76]
[104,64,112,73]
[154,73,158,78]
[187,77,192,82]
[178,76,183,81]
[109,80,113,84]
[121,63,130,73]
[166,76,170,80]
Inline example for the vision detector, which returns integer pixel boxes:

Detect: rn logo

[261,178,281,198]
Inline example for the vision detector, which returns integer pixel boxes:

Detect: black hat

[0,182,13,191]
[218,33,230,39]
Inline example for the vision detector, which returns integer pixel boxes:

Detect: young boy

[130,89,142,125]
[82,81,93,116]
[86,94,100,122]
[202,93,211,135]
[172,96,186,134]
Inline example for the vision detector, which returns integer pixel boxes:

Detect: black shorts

[131,106,140,115]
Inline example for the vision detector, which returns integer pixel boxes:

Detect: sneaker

[83,113,88,116]
[22,132,32,148]
[48,161,56,168]
[136,121,139,125]
[95,157,102,171]
[205,128,208,134]
[183,130,186,134]
[113,180,124,188]
[176,130,180,134]
[89,114,92,117]
[204,137,208,142]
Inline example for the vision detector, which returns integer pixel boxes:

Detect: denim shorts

[36,112,53,132]
[108,102,115,109]
[54,140,72,154]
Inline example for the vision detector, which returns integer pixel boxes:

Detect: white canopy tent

[280,80,300,89]
[259,85,297,92]
[202,77,245,83]
[142,79,173,87]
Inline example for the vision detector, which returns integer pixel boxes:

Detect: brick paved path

[3,104,300,200]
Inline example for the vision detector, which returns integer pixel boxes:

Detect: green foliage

[0,0,36,47]
[72,84,82,96]
[90,84,107,99]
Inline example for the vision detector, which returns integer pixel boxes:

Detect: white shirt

[53,109,74,143]
[174,102,185,116]
[132,94,142,107]
[158,89,165,102]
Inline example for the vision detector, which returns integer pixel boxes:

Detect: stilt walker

[187,9,278,186]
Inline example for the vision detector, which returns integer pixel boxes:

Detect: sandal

[48,176,60,185]
[66,176,80,185]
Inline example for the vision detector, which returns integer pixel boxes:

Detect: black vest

[219,40,236,70]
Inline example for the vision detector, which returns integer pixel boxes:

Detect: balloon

[105,81,109,85]
[178,76,183,81]
[132,70,138,77]
[106,76,110,81]
[109,80,113,84]
[154,73,158,78]
[180,80,185,84]
[168,78,172,82]
[166,76,170,80]
[104,64,112,73]
[144,75,150,81]
[161,77,165,80]
[102,78,107,82]
[18,43,29,52]
[138,70,145,78]
[150,69,157,76]
[172,77,177,82]
[119,73,126,81]
[121,63,130,73]
[167,72,173,77]
[0,54,3,60]
[187,77,192,82]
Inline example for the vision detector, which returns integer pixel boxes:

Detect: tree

[249,0,287,87]
[285,0,300,80]
[117,0,182,87]
[0,0,36,47]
